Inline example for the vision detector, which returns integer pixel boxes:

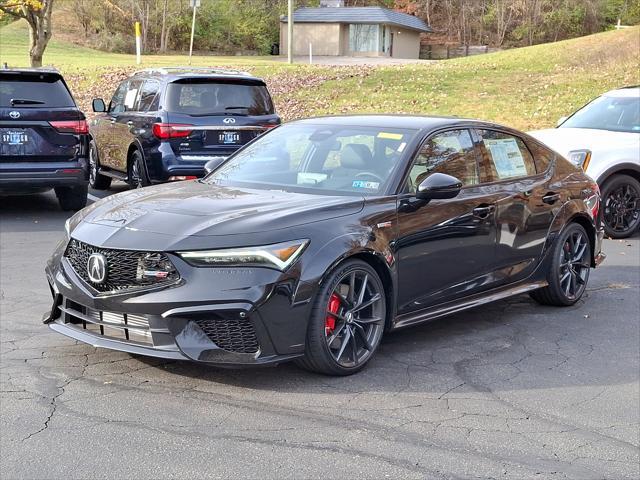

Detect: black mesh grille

[64,239,178,293]
[194,316,259,354]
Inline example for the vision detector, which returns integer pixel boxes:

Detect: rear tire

[601,174,640,239]
[55,184,88,211]
[296,259,386,376]
[128,150,150,189]
[530,223,591,306]
[88,141,112,190]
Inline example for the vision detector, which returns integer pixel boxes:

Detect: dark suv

[0,68,89,210]
[89,67,280,189]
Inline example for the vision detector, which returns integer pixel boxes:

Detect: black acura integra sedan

[44,116,605,375]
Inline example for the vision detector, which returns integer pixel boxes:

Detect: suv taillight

[152,123,193,140]
[50,120,89,134]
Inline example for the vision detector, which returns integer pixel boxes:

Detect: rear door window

[165,80,273,116]
[0,73,75,108]
[137,80,160,112]
[475,129,537,183]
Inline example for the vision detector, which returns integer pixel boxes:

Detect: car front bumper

[43,241,313,366]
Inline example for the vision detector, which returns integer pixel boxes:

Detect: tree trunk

[159,0,168,53]
[25,0,54,67]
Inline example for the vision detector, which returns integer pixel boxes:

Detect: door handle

[472,205,495,218]
[542,192,561,205]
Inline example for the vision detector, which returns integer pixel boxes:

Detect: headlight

[177,240,309,270]
[567,149,592,170]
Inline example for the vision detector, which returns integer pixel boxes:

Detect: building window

[349,24,380,52]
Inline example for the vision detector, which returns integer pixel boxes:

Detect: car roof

[131,67,265,84]
[0,66,62,76]
[289,114,512,132]
[603,86,639,98]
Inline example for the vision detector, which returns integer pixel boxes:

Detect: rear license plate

[1,130,28,145]
[218,131,241,145]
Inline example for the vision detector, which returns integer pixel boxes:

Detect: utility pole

[287,0,293,64]
[188,0,200,65]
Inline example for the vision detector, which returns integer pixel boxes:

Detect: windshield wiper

[188,111,248,117]
[10,98,45,105]
[225,106,249,110]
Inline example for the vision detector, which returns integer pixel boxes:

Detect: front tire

[128,150,150,189]
[55,184,88,211]
[601,174,640,239]
[530,223,591,306]
[297,260,386,376]
[88,141,112,190]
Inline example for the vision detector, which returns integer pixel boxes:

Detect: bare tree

[0,0,55,67]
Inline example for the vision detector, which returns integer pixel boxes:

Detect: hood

[528,128,640,158]
[79,181,364,237]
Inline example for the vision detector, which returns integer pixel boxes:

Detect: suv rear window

[165,80,273,116]
[0,73,75,108]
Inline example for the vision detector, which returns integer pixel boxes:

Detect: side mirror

[416,173,462,200]
[204,157,226,175]
[556,116,567,127]
[92,98,106,113]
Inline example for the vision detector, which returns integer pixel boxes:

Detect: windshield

[561,94,640,133]
[165,80,273,116]
[203,123,418,195]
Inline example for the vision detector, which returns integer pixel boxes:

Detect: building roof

[281,7,432,33]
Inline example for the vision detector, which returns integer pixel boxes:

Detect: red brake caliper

[325,293,341,335]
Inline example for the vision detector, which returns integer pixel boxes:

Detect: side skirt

[392,280,548,330]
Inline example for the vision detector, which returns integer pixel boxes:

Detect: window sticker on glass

[377,132,404,140]
[397,142,407,153]
[124,89,138,109]
[297,172,328,185]
[484,138,527,179]
[352,180,380,189]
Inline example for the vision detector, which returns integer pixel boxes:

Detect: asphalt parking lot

[1,189,639,480]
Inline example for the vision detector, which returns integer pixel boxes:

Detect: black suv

[89,67,280,189]
[0,68,89,210]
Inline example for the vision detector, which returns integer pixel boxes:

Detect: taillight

[586,183,600,219]
[50,120,89,134]
[260,123,278,130]
[152,123,193,140]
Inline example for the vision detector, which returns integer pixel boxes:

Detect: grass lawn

[1,19,638,130]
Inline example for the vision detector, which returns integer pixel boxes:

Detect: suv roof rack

[133,66,252,77]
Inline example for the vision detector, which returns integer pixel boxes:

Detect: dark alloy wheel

[128,150,150,189]
[88,141,112,190]
[530,223,591,306]
[297,260,386,375]
[601,174,640,239]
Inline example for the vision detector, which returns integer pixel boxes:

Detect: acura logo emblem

[222,117,236,124]
[9,111,20,119]
[87,253,107,284]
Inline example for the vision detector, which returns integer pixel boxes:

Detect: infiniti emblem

[87,253,107,284]
[222,117,236,124]
[9,111,20,119]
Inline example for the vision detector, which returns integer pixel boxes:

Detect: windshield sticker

[397,142,407,153]
[297,172,328,185]
[484,138,527,179]
[377,132,404,140]
[352,180,380,189]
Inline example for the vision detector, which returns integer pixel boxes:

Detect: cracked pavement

[1,191,639,479]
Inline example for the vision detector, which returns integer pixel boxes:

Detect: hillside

[1,20,638,130]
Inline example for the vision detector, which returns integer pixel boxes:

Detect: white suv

[530,87,640,238]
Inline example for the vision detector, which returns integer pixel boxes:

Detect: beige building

[280,6,431,59]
